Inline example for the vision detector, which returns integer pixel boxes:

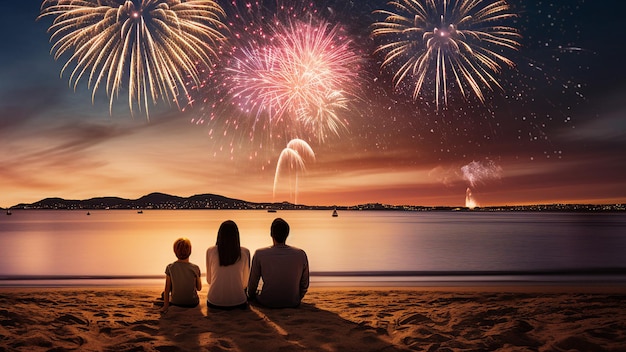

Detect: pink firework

[187,1,364,154]
[226,18,363,142]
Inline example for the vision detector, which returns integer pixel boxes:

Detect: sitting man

[248,218,309,308]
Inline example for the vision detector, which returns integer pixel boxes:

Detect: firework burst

[39,0,227,117]
[227,18,361,142]
[372,0,521,109]
[187,1,364,158]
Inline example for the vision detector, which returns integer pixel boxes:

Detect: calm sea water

[1,209,625,286]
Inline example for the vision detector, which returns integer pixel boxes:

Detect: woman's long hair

[216,220,242,266]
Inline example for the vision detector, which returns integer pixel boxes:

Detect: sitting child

[161,238,202,313]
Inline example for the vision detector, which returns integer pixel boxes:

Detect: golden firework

[372,0,521,109]
[39,0,227,117]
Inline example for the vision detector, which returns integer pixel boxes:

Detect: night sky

[1,0,624,208]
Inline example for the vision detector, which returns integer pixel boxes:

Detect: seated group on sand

[160,218,309,313]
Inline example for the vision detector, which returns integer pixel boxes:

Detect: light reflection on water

[1,209,626,285]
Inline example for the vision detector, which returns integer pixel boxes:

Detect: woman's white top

[205,246,251,306]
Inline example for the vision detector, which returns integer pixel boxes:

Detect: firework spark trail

[372,0,521,109]
[286,139,316,162]
[461,160,502,187]
[273,139,315,203]
[39,0,227,117]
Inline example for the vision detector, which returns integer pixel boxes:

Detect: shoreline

[3,275,626,290]
[3,281,626,293]
[2,285,626,351]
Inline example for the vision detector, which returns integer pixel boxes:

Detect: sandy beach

[1,285,626,351]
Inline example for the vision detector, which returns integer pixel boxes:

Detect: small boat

[137,210,143,214]
[332,209,338,217]
[86,211,91,216]
[267,209,277,213]
[6,210,11,215]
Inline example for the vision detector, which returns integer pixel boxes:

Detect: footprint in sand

[55,314,89,326]
[396,313,433,326]
[131,324,159,335]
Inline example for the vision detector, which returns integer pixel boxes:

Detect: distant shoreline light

[3,192,625,212]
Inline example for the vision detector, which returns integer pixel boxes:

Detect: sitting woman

[205,220,251,309]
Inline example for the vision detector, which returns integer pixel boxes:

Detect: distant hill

[11,192,278,210]
[9,193,430,211]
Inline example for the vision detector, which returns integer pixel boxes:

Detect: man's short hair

[270,218,290,243]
